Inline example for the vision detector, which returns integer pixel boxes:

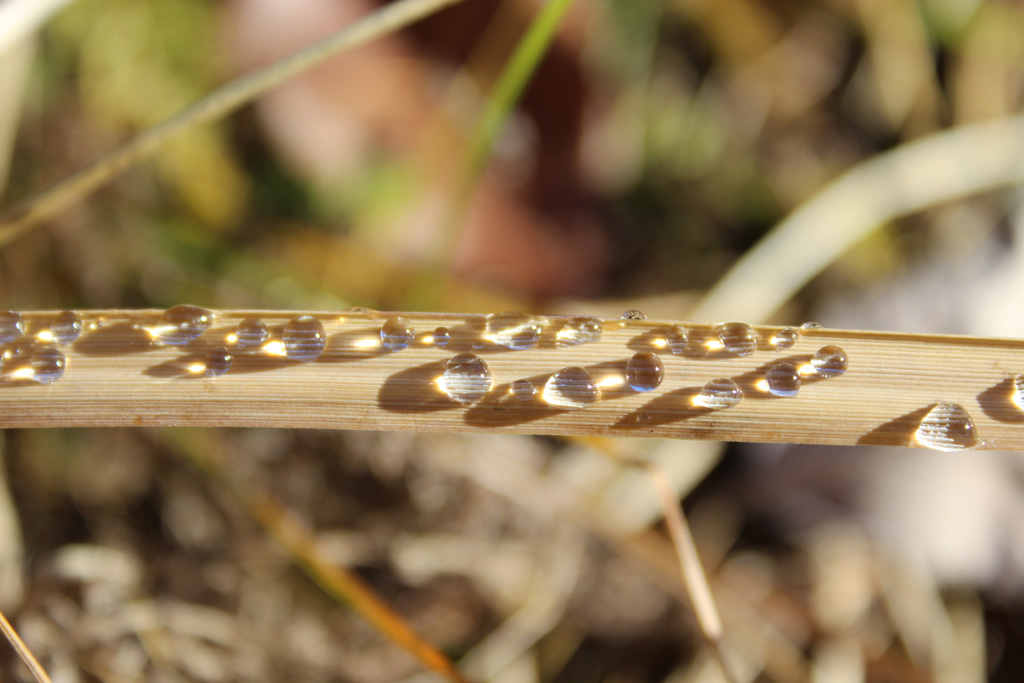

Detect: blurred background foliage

[2,0,1024,681]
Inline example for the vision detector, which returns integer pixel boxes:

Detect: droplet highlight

[283,315,326,362]
[510,379,537,402]
[766,363,800,397]
[440,354,492,404]
[50,310,83,345]
[915,402,979,451]
[811,345,848,378]
[485,311,544,351]
[154,305,213,346]
[235,319,269,348]
[31,347,65,384]
[381,317,414,352]
[556,317,603,346]
[626,352,664,392]
[666,325,689,355]
[771,327,799,351]
[716,322,757,357]
[696,378,743,409]
[432,327,451,347]
[205,347,232,377]
[1012,374,1024,411]
[542,367,600,409]
[0,311,25,343]
[621,310,647,321]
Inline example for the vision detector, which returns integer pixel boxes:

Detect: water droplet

[801,321,823,330]
[621,309,647,321]
[205,347,232,377]
[811,345,848,378]
[235,319,269,347]
[283,315,326,362]
[1012,374,1024,410]
[485,311,544,350]
[154,305,213,346]
[771,327,799,351]
[766,363,800,397]
[542,367,600,409]
[50,310,82,344]
[556,316,603,346]
[440,354,492,404]
[432,327,451,347]
[346,306,375,315]
[716,322,757,356]
[31,347,65,384]
[626,352,664,392]
[0,311,25,343]
[915,402,978,451]
[666,325,689,355]
[381,317,414,352]
[696,378,743,409]
[510,379,537,402]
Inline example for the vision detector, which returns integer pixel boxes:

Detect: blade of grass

[0,605,53,683]
[0,0,469,248]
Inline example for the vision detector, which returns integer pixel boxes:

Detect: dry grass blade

[0,605,52,683]
[0,0,467,247]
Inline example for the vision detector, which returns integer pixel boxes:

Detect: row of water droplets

[0,310,81,383]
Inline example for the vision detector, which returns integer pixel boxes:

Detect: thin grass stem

[0,605,52,683]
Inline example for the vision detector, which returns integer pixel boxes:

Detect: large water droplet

[626,352,664,392]
[32,347,65,384]
[771,327,799,351]
[621,309,647,321]
[205,347,232,377]
[432,327,451,347]
[696,378,743,409]
[666,325,689,355]
[556,317,602,346]
[235,319,269,348]
[915,402,978,451]
[766,363,800,397]
[0,311,25,343]
[50,311,82,344]
[543,367,600,409]
[811,345,848,378]
[716,322,757,356]
[440,354,492,404]
[1012,374,1024,410]
[510,379,537,402]
[801,321,824,330]
[284,315,326,362]
[155,305,213,346]
[381,317,414,352]
[485,311,544,350]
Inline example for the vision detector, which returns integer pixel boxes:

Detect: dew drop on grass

[284,315,326,362]
[716,322,757,356]
[441,353,492,404]
[626,352,664,392]
[511,379,537,402]
[801,321,823,330]
[381,317,414,352]
[543,367,600,409]
[0,311,25,343]
[32,346,65,383]
[205,347,232,377]
[1012,374,1024,410]
[432,327,451,347]
[155,305,213,346]
[811,345,848,378]
[696,378,742,409]
[621,309,647,321]
[666,325,689,355]
[235,319,269,347]
[771,327,799,350]
[915,402,978,451]
[485,311,543,350]
[50,310,82,344]
[766,363,800,397]
[556,316,602,346]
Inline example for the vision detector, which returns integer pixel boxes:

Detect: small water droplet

[510,379,537,402]
[666,325,689,355]
[381,317,414,352]
[205,347,232,377]
[440,353,492,404]
[556,316,603,346]
[915,402,978,451]
[346,306,375,315]
[155,305,213,346]
[626,352,664,392]
[696,378,743,409]
[1012,374,1024,410]
[716,322,757,356]
[50,310,82,344]
[235,319,269,347]
[283,315,326,362]
[771,327,799,350]
[485,311,544,350]
[543,367,600,409]
[31,347,65,384]
[0,311,25,343]
[432,327,451,347]
[621,309,647,321]
[766,363,800,397]
[801,321,823,330]
[811,345,848,378]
